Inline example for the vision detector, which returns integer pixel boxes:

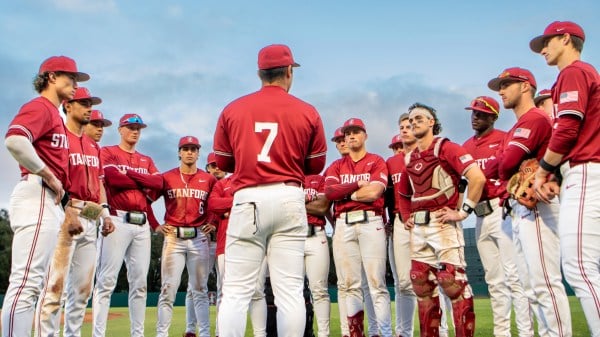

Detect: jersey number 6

[255,122,278,163]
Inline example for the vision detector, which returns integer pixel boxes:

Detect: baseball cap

[330,127,344,142]
[119,113,147,128]
[341,118,367,134]
[534,89,552,105]
[388,134,403,149]
[206,152,217,165]
[487,67,537,91]
[530,21,585,53]
[178,136,200,149]
[66,87,102,105]
[39,56,89,82]
[258,44,300,70]
[90,110,112,127]
[464,96,500,115]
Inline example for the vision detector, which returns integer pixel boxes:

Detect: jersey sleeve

[213,111,235,172]
[440,142,477,176]
[305,113,328,175]
[370,156,389,187]
[506,117,551,156]
[554,66,590,119]
[6,101,52,142]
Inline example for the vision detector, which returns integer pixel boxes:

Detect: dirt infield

[81,312,124,323]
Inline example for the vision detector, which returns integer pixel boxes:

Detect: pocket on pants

[228,202,260,240]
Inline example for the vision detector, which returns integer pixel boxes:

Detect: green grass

[77,296,590,336]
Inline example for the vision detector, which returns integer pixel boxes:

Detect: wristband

[460,198,476,218]
[539,158,558,172]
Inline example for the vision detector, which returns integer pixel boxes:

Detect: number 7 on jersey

[255,122,278,163]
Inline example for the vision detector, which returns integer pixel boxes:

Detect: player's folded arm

[548,115,581,155]
[324,180,359,201]
[102,165,138,189]
[498,145,528,181]
[126,170,163,190]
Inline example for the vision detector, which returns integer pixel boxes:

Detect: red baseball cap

[178,135,200,149]
[330,127,344,142]
[530,21,585,53]
[206,152,217,165]
[90,110,112,127]
[258,44,300,70]
[464,96,500,115]
[388,134,403,149]
[488,67,537,91]
[341,118,367,134]
[534,89,552,105]
[66,87,102,105]
[39,56,89,82]
[119,113,147,128]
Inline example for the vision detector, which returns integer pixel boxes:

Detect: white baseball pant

[184,239,216,336]
[391,216,416,337]
[559,162,600,337]
[2,175,63,337]
[156,227,210,337]
[335,213,392,337]
[511,199,572,337]
[36,216,97,337]
[332,225,349,336]
[218,183,306,337]
[362,266,379,336]
[305,226,331,337]
[92,211,151,337]
[475,199,533,337]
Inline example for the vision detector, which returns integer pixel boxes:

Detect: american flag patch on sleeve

[514,128,531,139]
[459,154,473,164]
[560,91,579,104]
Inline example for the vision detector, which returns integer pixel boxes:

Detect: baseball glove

[507,158,539,209]
[68,199,104,221]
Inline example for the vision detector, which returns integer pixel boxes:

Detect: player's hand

[404,216,415,230]
[101,217,115,236]
[118,168,127,175]
[223,212,230,218]
[357,180,369,188]
[438,206,466,223]
[154,225,170,236]
[39,168,65,205]
[533,168,552,203]
[65,206,84,236]
[537,180,560,204]
[201,223,216,235]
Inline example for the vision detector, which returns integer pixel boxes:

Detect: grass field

[75,296,590,336]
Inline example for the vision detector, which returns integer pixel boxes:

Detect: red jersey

[386,152,407,214]
[550,60,600,165]
[498,108,552,180]
[208,176,234,256]
[305,174,326,227]
[6,97,70,186]
[401,138,477,212]
[213,85,327,193]
[161,167,216,227]
[462,129,506,200]
[101,145,162,213]
[324,152,388,218]
[66,130,103,202]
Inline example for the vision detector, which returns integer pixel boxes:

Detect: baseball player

[154,136,217,337]
[3,56,88,337]
[184,152,224,337]
[35,87,115,337]
[530,21,600,336]
[386,115,417,337]
[324,118,392,337]
[461,96,533,337]
[327,127,380,337]
[487,67,572,336]
[304,173,332,337]
[213,44,327,337]
[533,89,554,119]
[397,103,485,337]
[92,113,163,337]
[83,109,112,142]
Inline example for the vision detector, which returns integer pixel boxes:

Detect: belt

[338,210,379,219]
[474,198,498,217]
[114,209,147,225]
[284,181,301,188]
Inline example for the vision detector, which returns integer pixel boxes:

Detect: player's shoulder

[365,152,385,162]
[561,60,599,78]
[522,108,551,124]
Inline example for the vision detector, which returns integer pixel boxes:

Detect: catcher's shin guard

[347,310,365,337]
[410,260,437,298]
[410,260,441,336]
[452,297,475,337]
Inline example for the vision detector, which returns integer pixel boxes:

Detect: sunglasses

[123,116,144,124]
[471,98,498,114]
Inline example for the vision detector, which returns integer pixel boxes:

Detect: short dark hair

[258,66,288,83]
[408,102,443,135]
[571,35,584,53]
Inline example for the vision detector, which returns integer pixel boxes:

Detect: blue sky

[1,1,598,223]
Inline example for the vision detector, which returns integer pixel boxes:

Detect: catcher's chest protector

[407,137,457,209]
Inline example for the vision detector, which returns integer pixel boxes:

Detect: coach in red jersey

[213,44,327,337]
[398,103,485,337]
[36,87,115,337]
[155,136,217,337]
[325,118,392,337]
[3,56,89,337]
[92,113,163,337]
[462,96,533,337]
[531,21,600,335]
[488,67,572,336]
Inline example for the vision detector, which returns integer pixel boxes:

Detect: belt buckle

[176,227,198,239]
[345,210,367,225]
[474,200,493,217]
[413,210,430,225]
[125,211,146,225]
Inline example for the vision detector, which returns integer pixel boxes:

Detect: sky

[0,1,598,224]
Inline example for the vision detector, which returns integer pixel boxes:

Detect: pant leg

[188,235,210,337]
[185,286,197,334]
[392,216,416,337]
[123,223,151,337]
[362,267,379,336]
[305,228,331,337]
[250,258,268,337]
[215,253,225,337]
[332,225,349,336]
